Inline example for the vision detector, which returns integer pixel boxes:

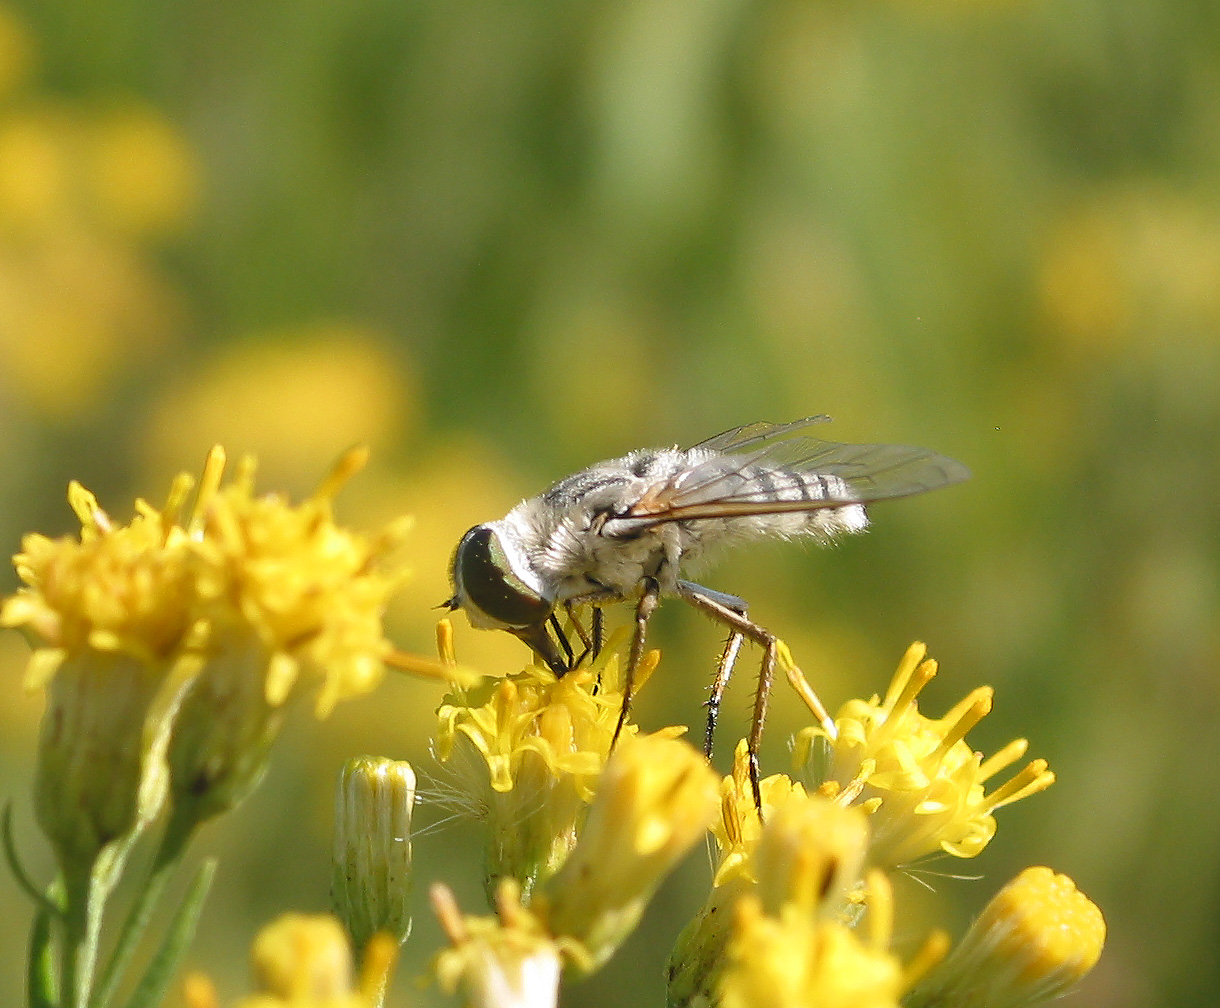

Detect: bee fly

[444,416,969,808]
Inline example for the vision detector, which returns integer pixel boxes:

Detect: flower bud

[906,867,1105,1008]
[332,756,416,951]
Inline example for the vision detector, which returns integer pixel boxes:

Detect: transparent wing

[622,421,969,526]
[690,415,832,454]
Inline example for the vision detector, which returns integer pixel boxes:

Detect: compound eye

[453,526,552,628]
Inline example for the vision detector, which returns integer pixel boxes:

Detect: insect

[445,416,969,808]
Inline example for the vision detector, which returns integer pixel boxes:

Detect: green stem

[89,825,193,1008]
[121,858,216,1008]
[60,869,94,1008]
[28,901,58,1008]
[87,868,171,1008]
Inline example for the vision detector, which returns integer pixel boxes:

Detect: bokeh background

[0,0,1216,1005]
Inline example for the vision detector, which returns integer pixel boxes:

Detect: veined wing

[621,425,969,526]
[691,415,832,454]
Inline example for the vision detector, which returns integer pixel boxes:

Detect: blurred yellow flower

[1038,188,1220,363]
[85,105,198,235]
[0,110,67,226]
[142,328,411,488]
[669,746,872,1008]
[0,98,189,418]
[795,642,1055,869]
[432,880,567,1008]
[184,912,397,1008]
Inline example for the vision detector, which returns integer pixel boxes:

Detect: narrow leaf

[121,859,216,1008]
[3,802,61,917]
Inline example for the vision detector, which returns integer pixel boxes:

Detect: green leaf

[2,802,61,918]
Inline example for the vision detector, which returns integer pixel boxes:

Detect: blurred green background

[1,0,1216,1005]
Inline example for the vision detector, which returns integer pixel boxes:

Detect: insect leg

[591,607,604,659]
[676,583,780,813]
[612,577,660,747]
[549,612,576,670]
[676,581,749,760]
[707,630,745,757]
[563,600,594,667]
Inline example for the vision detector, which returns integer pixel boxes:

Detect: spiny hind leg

[677,580,749,760]
[612,577,660,747]
[676,581,777,811]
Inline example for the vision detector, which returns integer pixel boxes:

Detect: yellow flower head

[433,630,665,897]
[718,883,905,1008]
[164,446,407,844]
[188,445,410,716]
[795,642,1055,868]
[2,476,198,685]
[186,916,397,1008]
[668,745,872,1008]
[907,867,1105,1008]
[2,471,201,875]
[432,880,568,1008]
[1,447,412,867]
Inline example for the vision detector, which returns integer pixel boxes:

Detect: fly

[444,416,969,808]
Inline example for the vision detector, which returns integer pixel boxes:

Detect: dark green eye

[453,525,552,627]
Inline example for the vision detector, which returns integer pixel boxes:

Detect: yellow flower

[536,733,720,971]
[186,445,409,715]
[906,867,1105,1008]
[186,915,401,1008]
[1,446,412,867]
[668,744,872,1008]
[1,473,200,877]
[165,446,411,845]
[85,105,198,236]
[2,477,197,677]
[186,913,395,1008]
[717,876,906,1008]
[433,631,664,898]
[432,880,568,1008]
[795,642,1055,868]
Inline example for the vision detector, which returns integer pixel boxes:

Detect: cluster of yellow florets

[2,445,409,714]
